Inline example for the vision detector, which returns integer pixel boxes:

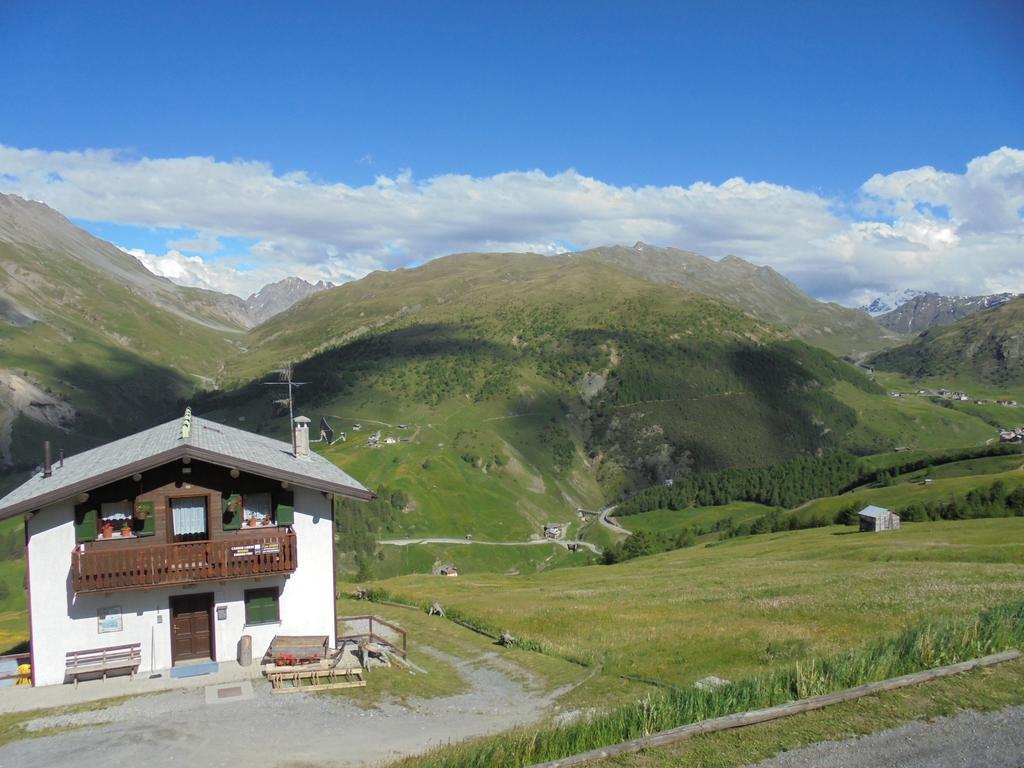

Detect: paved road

[379,537,601,554]
[595,505,632,536]
[746,705,1024,768]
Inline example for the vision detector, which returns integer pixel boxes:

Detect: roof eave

[0,444,374,521]
[181,446,375,501]
[0,445,187,521]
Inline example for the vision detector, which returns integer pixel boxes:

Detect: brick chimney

[293,416,311,459]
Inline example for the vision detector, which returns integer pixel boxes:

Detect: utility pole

[262,365,308,454]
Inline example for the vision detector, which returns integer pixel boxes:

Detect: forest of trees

[616,443,1024,518]
[615,452,866,515]
[335,486,407,581]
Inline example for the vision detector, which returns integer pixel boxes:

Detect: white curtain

[244,492,272,522]
[171,497,207,536]
[100,500,131,523]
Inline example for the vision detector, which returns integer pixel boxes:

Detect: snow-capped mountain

[874,292,1019,334]
[859,289,925,317]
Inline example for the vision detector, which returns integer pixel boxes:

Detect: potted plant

[247,517,260,527]
[121,522,133,537]
[101,521,114,538]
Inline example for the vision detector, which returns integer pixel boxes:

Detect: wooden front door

[170,593,213,663]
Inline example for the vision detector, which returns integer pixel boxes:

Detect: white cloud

[1,144,1022,304]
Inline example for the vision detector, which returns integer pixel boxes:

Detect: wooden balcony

[72,532,297,594]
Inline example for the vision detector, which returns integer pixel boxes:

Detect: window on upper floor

[98,500,134,538]
[243,492,273,528]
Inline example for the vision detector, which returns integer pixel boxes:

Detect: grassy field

[834,380,996,454]
[793,466,1024,523]
[334,595,646,711]
[898,453,1024,480]
[347,541,594,581]
[589,657,1024,768]
[621,501,776,539]
[379,518,1024,688]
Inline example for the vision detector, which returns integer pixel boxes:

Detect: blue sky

[1,1,1023,302]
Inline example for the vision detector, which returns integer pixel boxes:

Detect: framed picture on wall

[97,606,122,633]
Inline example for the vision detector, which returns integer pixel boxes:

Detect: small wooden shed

[858,505,900,532]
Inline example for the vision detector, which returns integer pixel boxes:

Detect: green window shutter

[76,507,98,542]
[275,490,295,526]
[245,589,279,625]
[134,500,156,537]
[222,494,243,530]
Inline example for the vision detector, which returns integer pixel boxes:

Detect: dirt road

[0,649,562,768]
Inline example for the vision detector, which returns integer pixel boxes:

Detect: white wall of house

[26,486,336,687]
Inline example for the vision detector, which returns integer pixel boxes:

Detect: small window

[243,492,274,528]
[244,587,280,626]
[99,501,134,538]
[170,496,208,540]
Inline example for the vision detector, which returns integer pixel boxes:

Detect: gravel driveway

[0,649,560,768]
[746,705,1024,768]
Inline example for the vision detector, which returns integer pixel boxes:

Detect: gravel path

[746,705,1024,768]
[0,649,562,768]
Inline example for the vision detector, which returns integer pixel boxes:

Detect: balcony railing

[72,531,297,594]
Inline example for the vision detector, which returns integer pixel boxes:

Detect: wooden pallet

[268,666,366,693]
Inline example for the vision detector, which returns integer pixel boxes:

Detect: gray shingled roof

[0,414,371,520]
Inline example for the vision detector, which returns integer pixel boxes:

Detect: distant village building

[858,505,901,532]
[543,524,562,539]
[999,428,1024,443]
[438,564,459,577]
[319,416,334,444]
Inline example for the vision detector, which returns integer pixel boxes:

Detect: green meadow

[378,517,1024,687]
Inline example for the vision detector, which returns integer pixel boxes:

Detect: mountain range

[872,296,1024,388]
[1,193,1019,532]
[582,243,893,356]
[873,292,1018,335]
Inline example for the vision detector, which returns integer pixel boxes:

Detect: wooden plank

[528,649,1022,768]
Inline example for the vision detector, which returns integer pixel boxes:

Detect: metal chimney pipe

[43,441,52,478]
[59,448,64,468]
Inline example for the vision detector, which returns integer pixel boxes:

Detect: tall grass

[392,601,1024,768]
[362,589,592,664]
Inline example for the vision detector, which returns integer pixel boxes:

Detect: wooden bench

[65,643,142,686]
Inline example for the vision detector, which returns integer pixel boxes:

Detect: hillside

[196,251,931,540]
[871,296,1024,390]
[875,291,1017,334]
[378,516,1024,686]
[0,194,243,481]
[575,243,895,356]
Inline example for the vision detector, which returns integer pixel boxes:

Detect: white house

[858,505,900,532]
[0,409,371,687]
